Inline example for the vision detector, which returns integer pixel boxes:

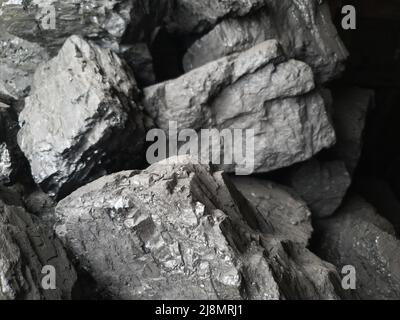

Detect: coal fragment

[18,35,146,198]
[55,156,345,300]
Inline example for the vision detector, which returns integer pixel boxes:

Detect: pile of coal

[0,0,396,301]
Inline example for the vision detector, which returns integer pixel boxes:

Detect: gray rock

[289,159,351,218]
[231,177,312,246]
[167,0,267,34]
[18,35,146,198]
[0,102,25,185]
[0,189,77,300]
[330,87,375,175]
[24,188,58,230]
[183,1,348,83]
[143,40,336,174]
[315,196,400,300]
[232,176,349,299]
[0,0,135,54]
[0,30,49,100]
[55,156,345,300]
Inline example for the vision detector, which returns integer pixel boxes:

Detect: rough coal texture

[18,35,146,198]
[0,31,48,100]
[232,177,313,246]
[143,40,336,174]
[0,0,135,54]
[314,197,400,300]
[55,157,345,300]
[167,0,268,34]
[183,0,348,83]
[0,187,77,300]
[2,0,399,301]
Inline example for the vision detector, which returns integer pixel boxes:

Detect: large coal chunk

[288,159,351,219]
[183,0,348,83]
[0,188,77,300]
[143,40,336,174]
[232,176,347,299]
[55,156,345,300]
[314,197,400,300]
[0,31,49,100]
[18,35,146,198]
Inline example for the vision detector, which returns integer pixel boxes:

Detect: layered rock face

[0,188,77,300]
[55,156,345,300]
[18,35,146,198]
[143,40,336,174]
[183,0,348,83]
[167,0,267,34]
[0,0,135,54]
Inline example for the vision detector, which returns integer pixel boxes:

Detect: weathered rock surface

[314,196,400,300]
[167,0,267,34]
[232,176,349,299]
[288,159,351,218]
[0,31,49,100]
[183,0,348,83]
[0,188,77,300]
[143,40,336,174]
[0,0,136,54]
[329,87,375,175]
[231,177,312,246]
[55,156,345,300]
[18,35,146,198]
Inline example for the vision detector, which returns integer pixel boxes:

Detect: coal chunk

[55,156,345,300]
[288,159,351,218]
[0,188,77,300]
[18,35,146,198]
[0,31,49,100]
[183,1,348,83]
[314,197,400,300]
[143,40,336,174]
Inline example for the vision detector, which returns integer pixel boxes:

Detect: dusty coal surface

[0,0,399,300]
